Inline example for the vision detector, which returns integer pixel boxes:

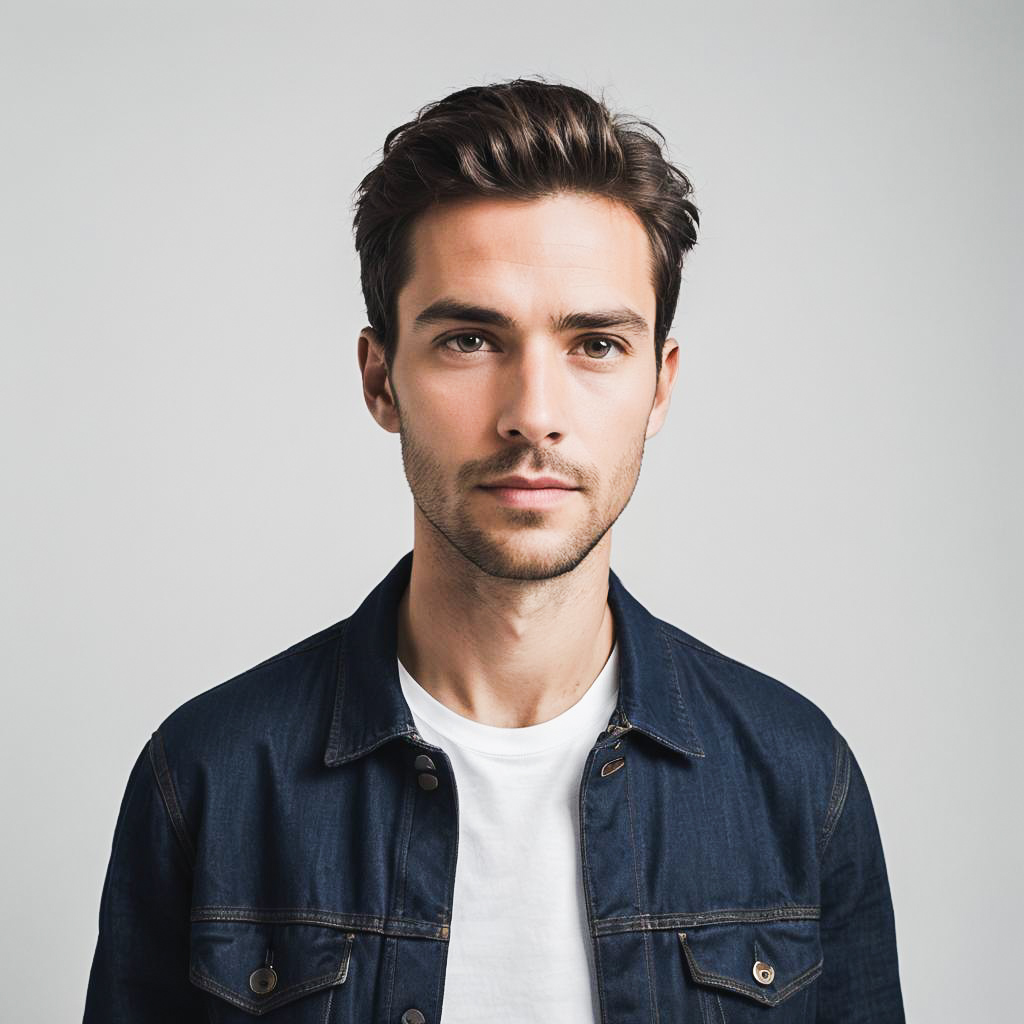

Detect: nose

[495,340,566,445]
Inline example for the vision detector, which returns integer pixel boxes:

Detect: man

[84,78,906,1022]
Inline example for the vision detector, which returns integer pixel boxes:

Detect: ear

[645,338,680,440]
[358,327,401,434]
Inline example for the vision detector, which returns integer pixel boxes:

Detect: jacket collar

[324,550,705,767]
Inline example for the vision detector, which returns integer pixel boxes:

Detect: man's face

[361,191,679,581]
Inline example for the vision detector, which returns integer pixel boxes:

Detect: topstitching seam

[148,728,196,870]
[817,731,851,861]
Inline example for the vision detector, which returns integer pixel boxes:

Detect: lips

[478,481,578,509]
[479,476,578,490]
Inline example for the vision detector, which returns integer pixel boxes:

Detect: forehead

[398,192,656,327]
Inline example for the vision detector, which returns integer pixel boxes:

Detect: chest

[186,731,824,1022]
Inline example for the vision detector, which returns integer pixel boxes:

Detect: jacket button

[248,966,278,994]
[753,960,775,985]
[418,772,439,790]
[414,754,435,771]
[401,1010,426,1024]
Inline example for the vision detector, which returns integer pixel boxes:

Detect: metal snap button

[249,966,278,994]
[600,756,625,777]
[414,754,435,771]
[401,1010,426,1024]
[753,960,775,985]
[417,772,438,790]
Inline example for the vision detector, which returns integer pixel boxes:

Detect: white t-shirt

[397,643,620,1023]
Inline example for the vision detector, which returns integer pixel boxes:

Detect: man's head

[353,78,700,581]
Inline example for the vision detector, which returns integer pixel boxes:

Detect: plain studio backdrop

[1,1,1020,1020]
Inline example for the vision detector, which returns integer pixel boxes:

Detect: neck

[396,514,616,728]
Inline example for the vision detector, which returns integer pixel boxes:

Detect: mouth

[477,484,579,509]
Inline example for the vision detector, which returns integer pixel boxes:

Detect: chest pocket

[678,918,822,1023]
[189,917,355,1020]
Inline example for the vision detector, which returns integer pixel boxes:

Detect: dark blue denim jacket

[84,550,905,1022]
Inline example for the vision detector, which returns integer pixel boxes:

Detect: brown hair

[351,76,700,378]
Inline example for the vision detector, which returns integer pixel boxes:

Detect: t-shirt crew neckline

[397,642,619,758]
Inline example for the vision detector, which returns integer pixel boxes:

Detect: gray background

[2,1,1020,1020]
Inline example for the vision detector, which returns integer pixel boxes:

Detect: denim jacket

[83,550,905,1022]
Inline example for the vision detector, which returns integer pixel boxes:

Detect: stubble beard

[396,411,647,582]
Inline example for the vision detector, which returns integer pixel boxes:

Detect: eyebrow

[412,297,651,338]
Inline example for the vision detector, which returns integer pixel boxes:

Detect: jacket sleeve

[816,731,906,1022]
[83,729,208,1022]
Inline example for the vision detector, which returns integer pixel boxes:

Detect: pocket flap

[189,918,355,1015]
[678,918,822,1006]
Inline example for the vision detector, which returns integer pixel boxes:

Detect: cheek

[576,408,648,492]
[579,385,652,439]
[408,379,490,446]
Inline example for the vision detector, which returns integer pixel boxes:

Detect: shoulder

[656,617,842,789]
[153,617,348,773]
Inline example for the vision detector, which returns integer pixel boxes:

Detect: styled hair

[351,76,700,378]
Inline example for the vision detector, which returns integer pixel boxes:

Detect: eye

[578,336,625,360]
[440,332,492,354]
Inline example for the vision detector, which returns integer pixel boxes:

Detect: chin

[457,529,604,582]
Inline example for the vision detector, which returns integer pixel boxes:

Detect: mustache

[463,452,590,490]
